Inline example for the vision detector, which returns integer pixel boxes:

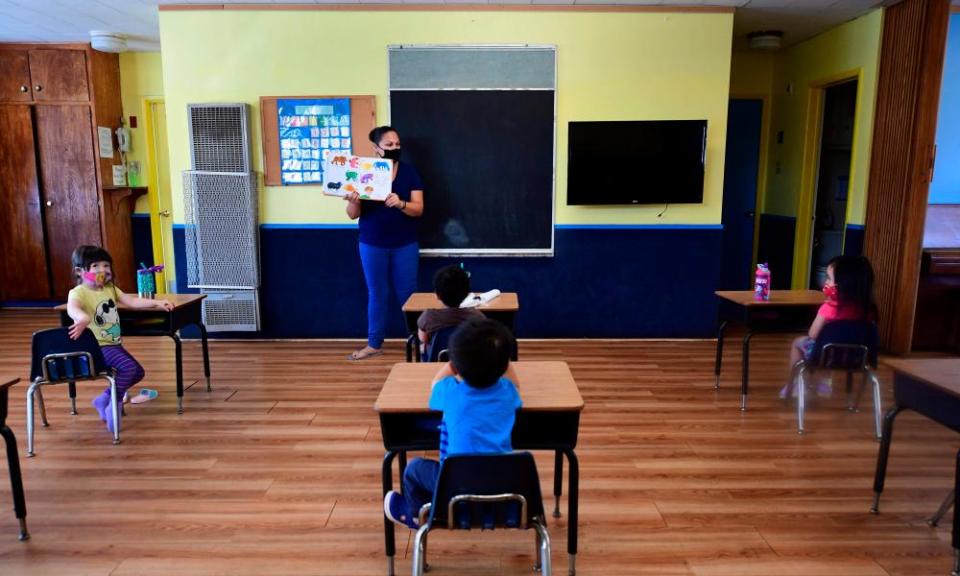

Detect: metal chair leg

[929,489,955,527]
[422,536,430,573]
[109,376,121,445]
[412,524,430,576]
[36,387,48,427]
[797,365,807,435]
[68,381,78,415]
[25,381,38,457]
[535,529,542,572]
[870,370,883,441]
[534,521,552,576]
[783,361,803,404]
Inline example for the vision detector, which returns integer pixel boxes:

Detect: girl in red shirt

[781,255,876,398]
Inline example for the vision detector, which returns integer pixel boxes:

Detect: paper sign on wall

[112,165,126,186]
[322,156,392,201]
[98,126,114,158]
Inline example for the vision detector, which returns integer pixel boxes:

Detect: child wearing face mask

[66,245,173,432]
[780,255,876,398]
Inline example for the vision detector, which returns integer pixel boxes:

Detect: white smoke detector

[89,31,127,53]
[747,30,783,51]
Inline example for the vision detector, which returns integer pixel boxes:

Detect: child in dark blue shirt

[384,318,521,529]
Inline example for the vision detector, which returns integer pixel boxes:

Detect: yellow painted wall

[764,9,882,225]
[158,9,733,225]
[119,52,164,213]
[730,50,775,97]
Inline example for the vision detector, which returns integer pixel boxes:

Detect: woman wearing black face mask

[344,126,425,360]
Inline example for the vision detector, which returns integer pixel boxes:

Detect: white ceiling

[0,0,940,52]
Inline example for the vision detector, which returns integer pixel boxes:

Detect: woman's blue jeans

[359,241,419,349]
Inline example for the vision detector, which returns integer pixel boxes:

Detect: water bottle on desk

[137,264,163,299]
[754,263,771,301]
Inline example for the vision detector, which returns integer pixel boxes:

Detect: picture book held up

[322,155,393,201]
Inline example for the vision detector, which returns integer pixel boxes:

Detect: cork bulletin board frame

[259,95,377,186]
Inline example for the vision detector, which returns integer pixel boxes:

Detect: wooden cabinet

[0,48,90,103]
[913,249,960,352]
[0,106,50,299]
[0,43,136,302]
[28,50,89,102]
[0,51,33,102]
[35,105,102,296]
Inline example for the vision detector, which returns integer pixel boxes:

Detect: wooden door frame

[792,70,863,289]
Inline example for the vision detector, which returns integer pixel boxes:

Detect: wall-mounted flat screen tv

[567,120,707,205]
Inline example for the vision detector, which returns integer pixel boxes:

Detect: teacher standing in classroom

[345,126,424,360]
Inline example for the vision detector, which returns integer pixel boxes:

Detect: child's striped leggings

[100,345,145,399]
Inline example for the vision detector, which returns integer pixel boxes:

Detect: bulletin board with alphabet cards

[260,95,377,187]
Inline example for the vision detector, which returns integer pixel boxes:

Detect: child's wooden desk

[714,290,824,410]
[401,292,520,362]
[0,375,28,540]
[54,294,210,414]
[872,358,960,576]
[375,361,584,575]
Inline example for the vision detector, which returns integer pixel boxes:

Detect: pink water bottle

[754,263,771,301]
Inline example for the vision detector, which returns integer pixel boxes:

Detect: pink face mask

[822,284,838,301]
[82,271,110,287]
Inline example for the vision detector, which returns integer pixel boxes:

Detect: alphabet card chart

[277,97,351,185]
[322,156,393,201]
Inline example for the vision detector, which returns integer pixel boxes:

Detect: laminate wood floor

[0,309,956,575]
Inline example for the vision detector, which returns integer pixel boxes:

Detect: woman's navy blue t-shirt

[358,161,423,248]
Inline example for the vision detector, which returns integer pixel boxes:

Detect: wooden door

[864,0,951,353]
[28,50,89,102]
[0,105,50,300]
[720,99,762,291]
[35,105,101,297]
[0,51,33,102]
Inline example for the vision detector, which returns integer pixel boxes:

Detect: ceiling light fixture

[747,30,784,51]
[89,31,127,53]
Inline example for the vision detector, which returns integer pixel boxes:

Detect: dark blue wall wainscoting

[756,214,796,289]
[174,224,724,339]
[131,214,155,270]
[844,224,865,257]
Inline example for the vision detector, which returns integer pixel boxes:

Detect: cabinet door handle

[34,85,42,92]
[45,200,53,207]
[159,210,171,217]
[19,85,28,93]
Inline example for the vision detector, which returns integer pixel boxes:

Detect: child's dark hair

[368,125,397,145]
[828,255,875,318]
[71,245,113,283]
[433,265,471,308]
[449,318,514,389]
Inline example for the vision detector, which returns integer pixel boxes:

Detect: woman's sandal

[348,347,383,361]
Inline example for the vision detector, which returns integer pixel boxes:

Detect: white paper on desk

[460,289,501,309]
[98,126,113,158]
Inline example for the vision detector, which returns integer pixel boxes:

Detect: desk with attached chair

[374,361,583,575]
[55,293,211,414]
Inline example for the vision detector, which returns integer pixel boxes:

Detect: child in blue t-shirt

[384,318,521,529]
